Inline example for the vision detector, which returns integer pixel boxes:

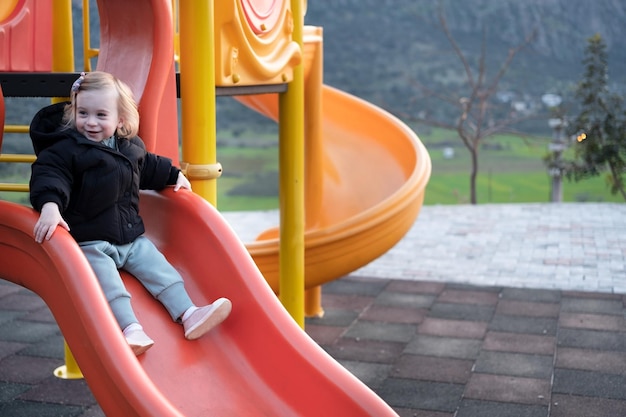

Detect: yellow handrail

[3,125,28,134]
[0,154,36,163]
[0,183,28,192]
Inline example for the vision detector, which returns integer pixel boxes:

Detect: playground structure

[0,0,431,416]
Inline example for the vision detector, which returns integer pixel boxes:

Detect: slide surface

[0,191,399,416]
[238,28,432,290]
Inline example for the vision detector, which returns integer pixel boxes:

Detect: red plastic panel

[0,0,52,71]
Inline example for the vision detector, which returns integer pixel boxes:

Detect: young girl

[29,71,232,355]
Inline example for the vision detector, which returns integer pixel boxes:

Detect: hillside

[2,1,625,206]
[303,0,626,131]
[4,1,626,143]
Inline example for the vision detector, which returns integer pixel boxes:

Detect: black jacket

[29,102,180,245]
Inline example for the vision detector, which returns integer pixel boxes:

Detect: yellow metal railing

[3,125,28,134]
[0,112,34,193]
[81,0,99,71]
[0,148,34,193]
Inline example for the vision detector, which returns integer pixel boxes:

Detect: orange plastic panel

[236,28,432,291]
[214,0,301,85]
[0,1,20,22]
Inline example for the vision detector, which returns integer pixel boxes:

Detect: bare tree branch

[403,2,540,203]
[437,3,476,91]
[484,28,537,97]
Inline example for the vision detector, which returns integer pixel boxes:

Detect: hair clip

[71,72,87,93]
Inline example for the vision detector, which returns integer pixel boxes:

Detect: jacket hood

[29,102,78,155]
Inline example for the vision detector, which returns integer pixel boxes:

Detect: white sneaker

[183,298,232,340]
[123,324,154,356]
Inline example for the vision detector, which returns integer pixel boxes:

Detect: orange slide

[0,191,399,416]
[238,28,431,290]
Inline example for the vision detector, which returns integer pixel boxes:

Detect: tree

[561,34,626,201]
[401,3,536,204]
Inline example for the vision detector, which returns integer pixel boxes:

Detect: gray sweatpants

[79,236,194,330]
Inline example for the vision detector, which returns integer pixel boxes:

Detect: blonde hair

[63,71,140,138]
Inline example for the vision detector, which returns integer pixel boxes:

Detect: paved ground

[1,203,625,416]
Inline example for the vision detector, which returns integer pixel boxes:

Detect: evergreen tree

[564,34,626,200]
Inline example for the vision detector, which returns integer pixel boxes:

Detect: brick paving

[1,203,625,416]
[307,277,626,417]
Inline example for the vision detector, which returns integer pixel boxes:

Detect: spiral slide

[0,0,405,415]
[237,27,432,291]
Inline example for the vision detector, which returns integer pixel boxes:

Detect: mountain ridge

[304,0,626,127]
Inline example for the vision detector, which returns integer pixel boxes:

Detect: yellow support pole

[52,0,83,380]
[278,0,305,327]
[52,0,74,74]
[179,1,218,205]
[54,342,83,380]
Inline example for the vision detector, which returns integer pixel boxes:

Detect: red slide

[0,190,399,416]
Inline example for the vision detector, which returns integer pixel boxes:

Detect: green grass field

[421,129,622,205]
[1,127,623,211]
[212,127,623,210]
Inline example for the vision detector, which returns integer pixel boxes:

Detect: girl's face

[75,88,123,142]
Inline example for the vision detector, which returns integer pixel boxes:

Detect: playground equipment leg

[179,0,218,203]
[51,0,84,380]
[277,0,306,327]
[54,341,84,379]
[302,28,324,320]
[305,286,324,318]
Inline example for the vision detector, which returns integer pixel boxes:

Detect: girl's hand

[174,171,192,192]
[33,202,70,243]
